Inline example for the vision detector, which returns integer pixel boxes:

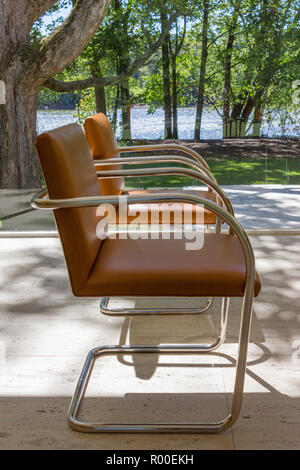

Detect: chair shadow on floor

[76,299,288,430]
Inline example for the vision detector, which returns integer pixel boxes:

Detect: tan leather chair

[83,112,223,226]
[83,113,231,317]
[32,123,261,433]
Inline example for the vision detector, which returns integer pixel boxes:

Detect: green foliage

[36,0,300,138]
[74,85,119,124]
[73,88,96,124]
[38,87,77,109]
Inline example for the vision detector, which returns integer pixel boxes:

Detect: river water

[37,106,299,139]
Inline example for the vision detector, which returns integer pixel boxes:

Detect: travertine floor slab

[0,236,300,449]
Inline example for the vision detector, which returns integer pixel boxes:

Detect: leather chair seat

[79,234,261,297]
[86,113,218,225]
[112,189,218,225]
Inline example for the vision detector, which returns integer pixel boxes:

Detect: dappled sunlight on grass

[125,156,300,188]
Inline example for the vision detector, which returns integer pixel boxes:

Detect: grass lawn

[124,155,300,189]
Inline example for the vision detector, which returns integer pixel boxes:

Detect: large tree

[221,0,297,138]
[0,0,111,189]
[45,1,180,137]
[194,0,209,141]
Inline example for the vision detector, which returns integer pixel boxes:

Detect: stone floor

[1,185,300,232]
[0,235,300,449]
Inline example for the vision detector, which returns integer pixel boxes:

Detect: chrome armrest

[33,165,233,234]
[30,190,254,283]
[118,143,210,172]
[96,166,233,217]
[94,154,216,183]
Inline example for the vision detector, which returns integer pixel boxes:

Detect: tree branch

[32,0,112,82]
[44,10,177,92]
[206,96,223,118]
[28,0,58,23]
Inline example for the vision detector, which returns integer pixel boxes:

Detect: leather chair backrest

[84,113,124,196]
[35,123,102,295]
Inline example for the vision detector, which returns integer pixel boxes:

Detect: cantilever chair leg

[67,294,250,434]
[99,296,214,316]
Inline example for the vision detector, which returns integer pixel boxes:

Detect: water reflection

[37,106,300,140]
[0,107,298,231]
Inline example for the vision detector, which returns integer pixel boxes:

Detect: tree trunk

[161,35,172,139]
[92,67,107,114]
[227,95,259,137]
[114,0,131,140]
[0,0,111,189]
[120,77,131,141]
[252,105,263,137]
[223,118,247,138]
[222,2,240,138]
[160,7,173,140]
[194,0,209,141]
[95,84,107,114]
[112,85,119,132]
[168,17,186,141]
[0,72,41,188]
[222,30,235,138]
[171,54,178,140]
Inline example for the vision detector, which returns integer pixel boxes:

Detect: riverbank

[128,138,300,159]
[118,138,300,186]
[1,138,300,225]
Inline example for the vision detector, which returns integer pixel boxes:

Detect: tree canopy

[0,0,299,188]
[42,0,299,140]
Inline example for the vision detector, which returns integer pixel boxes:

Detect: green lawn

[41,155,300,190]
[124,156,300,188]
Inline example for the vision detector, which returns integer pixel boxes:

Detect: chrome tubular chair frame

[118,143,211,173]
[96,166,235,231]
[99,296,214,316]
[96,165,232,316]
[95,161,227,316]
[31,190,255,434]
[94,153,216,183]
